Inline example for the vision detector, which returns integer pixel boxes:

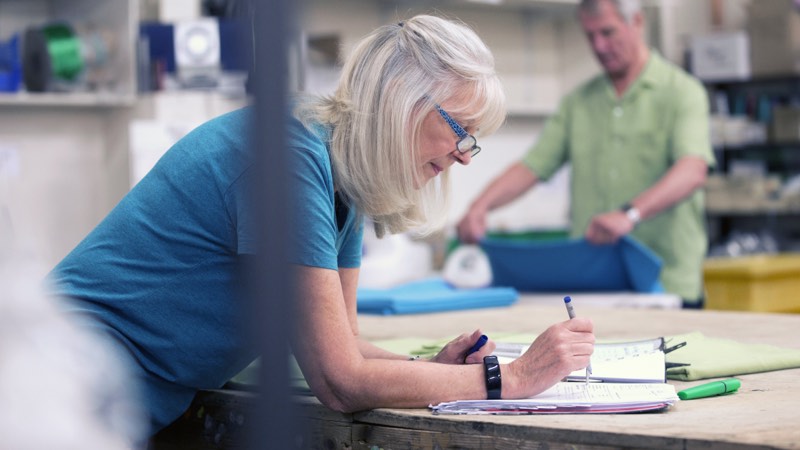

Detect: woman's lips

[432,163,442,175]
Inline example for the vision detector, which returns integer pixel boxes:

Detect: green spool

[41,23,83,81]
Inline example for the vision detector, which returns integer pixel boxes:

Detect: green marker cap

[677,378,741,400]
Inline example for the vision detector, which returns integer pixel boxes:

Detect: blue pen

[465,334,488,361]
[564,296,592,384]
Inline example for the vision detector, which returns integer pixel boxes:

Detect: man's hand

[456,207,489,244]
[585,210,634,244]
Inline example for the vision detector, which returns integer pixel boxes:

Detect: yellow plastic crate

[703,254,800,312]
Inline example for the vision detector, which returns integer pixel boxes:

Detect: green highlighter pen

[677,378,741,400]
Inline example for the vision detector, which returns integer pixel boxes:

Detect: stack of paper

[431,382,679,415]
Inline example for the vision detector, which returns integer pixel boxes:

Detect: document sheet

[431,382,679,414]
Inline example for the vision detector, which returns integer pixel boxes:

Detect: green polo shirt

[523,51,714,301]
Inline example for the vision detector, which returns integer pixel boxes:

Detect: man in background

[457,0,714,307]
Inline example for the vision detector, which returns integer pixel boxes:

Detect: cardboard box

[690,32,750,81]
[771,106,800,143]
[747,0,800,76]
[704,254,800,312]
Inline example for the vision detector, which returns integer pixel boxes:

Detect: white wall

[0,108,124,266]
[448,118,571,232]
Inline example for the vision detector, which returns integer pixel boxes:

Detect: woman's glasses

[434,104,481,157]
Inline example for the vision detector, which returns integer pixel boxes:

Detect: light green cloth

[665,331,800,381]
[522,51,715,301]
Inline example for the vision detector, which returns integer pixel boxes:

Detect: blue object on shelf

[481,235,663,293]
[0,34,21,92]
[357,277,518,315]
[139,20,249,74]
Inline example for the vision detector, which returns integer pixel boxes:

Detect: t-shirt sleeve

[671,77,715,167]
[231,153,338,272]
[233,117,359,271]
[522,97,571,181]
[337,218,363,268]
[233,127,341,270]
[287,143,340,270]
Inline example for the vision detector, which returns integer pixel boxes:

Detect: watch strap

[621,202,641,225]
[483,355,502,400]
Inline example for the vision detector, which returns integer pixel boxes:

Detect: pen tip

[564,296,571,302]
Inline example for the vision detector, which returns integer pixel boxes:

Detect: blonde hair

[297,15,506,237]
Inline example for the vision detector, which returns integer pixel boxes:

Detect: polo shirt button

[613,107,623,117]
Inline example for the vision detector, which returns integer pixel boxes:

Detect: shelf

[0,91,136,107]
[0,0,139,104]
[707,206,800,216]
[717,142,800,152]
[703,75,800,87]
[375,0,579,14]
[505,105,555,118]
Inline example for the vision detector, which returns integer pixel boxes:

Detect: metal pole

[248,0,302,447]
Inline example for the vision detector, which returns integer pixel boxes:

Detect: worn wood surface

[148,390,255,450]
[151,297,800,449]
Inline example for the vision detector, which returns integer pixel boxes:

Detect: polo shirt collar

[603,49,666,101]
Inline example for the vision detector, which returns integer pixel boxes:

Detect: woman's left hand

[430,329,496,364]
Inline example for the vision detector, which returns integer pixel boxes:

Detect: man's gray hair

[580,0,642,23]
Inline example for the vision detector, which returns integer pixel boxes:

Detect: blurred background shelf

[0,92,136,107]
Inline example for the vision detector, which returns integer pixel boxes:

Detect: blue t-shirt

[49,107,363,432]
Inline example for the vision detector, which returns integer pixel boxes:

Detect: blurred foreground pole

[248,0,302,448]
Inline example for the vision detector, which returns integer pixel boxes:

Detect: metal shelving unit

[0,0,139,107]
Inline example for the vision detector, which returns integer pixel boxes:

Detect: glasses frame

[434,103,481,157]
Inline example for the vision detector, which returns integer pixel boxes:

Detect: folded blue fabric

[481,235,663,293]
[357,277,518,315]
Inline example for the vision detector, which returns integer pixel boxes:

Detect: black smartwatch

[483,355,502,400]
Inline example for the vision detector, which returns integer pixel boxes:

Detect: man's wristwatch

[621,202,641,226]
[483,355,502,399]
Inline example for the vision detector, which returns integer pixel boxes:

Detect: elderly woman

[50,15,594,434]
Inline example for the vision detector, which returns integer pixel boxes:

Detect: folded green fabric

[664,331,800,381]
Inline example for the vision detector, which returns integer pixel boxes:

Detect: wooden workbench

[151,296,800,450]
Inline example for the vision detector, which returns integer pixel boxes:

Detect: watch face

[626,207,641,224]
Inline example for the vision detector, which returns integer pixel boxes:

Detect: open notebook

[431,337,677,415]
[494,337,667,383]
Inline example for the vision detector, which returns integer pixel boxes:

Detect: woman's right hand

[506,318,594,398]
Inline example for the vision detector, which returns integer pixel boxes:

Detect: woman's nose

[452,149,472,165]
